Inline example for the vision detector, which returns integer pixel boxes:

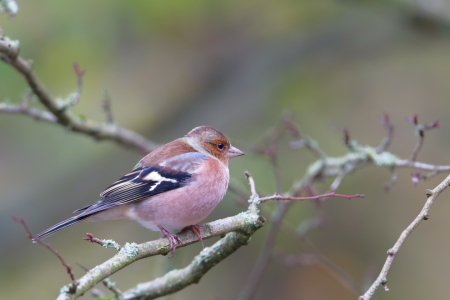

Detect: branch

[121,231,256,300]
[12,217,78,293]
[283,252,361,296]
[102,90,114,124]
[238,126,450,300]
[0,33,158,154]
[238,199,294,300]
[245,170,257,196]
[0,0,18,17]
[83,233,122,251]
[284,114,326,160]
[56,209,265,300]
[68,62,85,106]
[359,173,450,299]
[376,113,394,153]
[406,114,439,161]
[0,102,56,123]
[76,263,123,300]
[0,37,19,58]
[259,192,364,203]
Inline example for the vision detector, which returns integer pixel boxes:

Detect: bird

[34,126,244,254]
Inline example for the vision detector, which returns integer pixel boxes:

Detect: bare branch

[407,114,439,161]
[0,0,18,17]
[12,217,78,293]
[56,209,265,300]
[0,37,19,59]
[239,117,449,300]
[238,200,292,300]
[384,171,397,192]
[395,159,450,175]
[67,62,86,106]
[283,253,361,297]
[245,170,257,196]
[259,191,364,203]
[121,231,256,300]
[0,32,158,154]
[102,90,114,124]
[409,131,424,162]
[82,233,103,247]
[359,174,450,299]
[376,113,394,153]
[284,113,326,159]
[83,233,122,251]
[0,102,56,123]
[343,128,351,148]
[76,263,123,300]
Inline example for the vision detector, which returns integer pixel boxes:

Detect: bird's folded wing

[76,152,208,216]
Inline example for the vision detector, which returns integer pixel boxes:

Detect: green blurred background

[2,1,450,299]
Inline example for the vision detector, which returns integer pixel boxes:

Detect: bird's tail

[33,214,90,242]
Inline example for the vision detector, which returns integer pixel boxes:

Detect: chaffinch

[34,126,244,253]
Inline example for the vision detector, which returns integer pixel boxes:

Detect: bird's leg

[180,225,204,248]
[158,225,182,257]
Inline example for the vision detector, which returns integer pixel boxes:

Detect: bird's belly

[128,166,229,232]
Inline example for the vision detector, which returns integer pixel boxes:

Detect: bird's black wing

[79,166,191,216]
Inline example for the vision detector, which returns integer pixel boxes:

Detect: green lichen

[372,151,399,167]
[0,0,18,16]
[247,194,260,214]
[102,278,115,289]
[102,239,121,251]
[119,242,139,258]
[358,145,399,167]
[306,160,325,177]
[60,285,70,294]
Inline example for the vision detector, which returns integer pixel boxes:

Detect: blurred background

[1,1,450,299]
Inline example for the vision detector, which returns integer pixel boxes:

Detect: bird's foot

[180,225,204,249]
[158,225,182,257]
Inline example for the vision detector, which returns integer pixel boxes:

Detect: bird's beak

[227,145,244,158]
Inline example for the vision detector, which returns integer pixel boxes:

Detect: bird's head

[185,126,244,163]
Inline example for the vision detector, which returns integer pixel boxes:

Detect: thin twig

[0,102,57,123]
[384,171,397,192]
[245,170,257,196]
[406,114,439,161]
[283,252,361,296]
[409,131,424,162]
[83,233,122,250]
[343,128,351,148]
[395,159,450,175]
[238,201,292,300]
[83,233,103,246]
[269,146,283,194]
[69,62,85,106]
[76,263,123,300]
[284,112,326,159]
[102,90,114,124]
[0,37,19,59]
[0,32,158,154]
[278,202,362,297]
[238,115,448,300]
[376,113,394,153]
[359,174,450,299]
[12,217,78,293]
[259,192,364,203]
[250,117,286,155]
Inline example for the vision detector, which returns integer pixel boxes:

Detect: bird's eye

[217,143,224,150]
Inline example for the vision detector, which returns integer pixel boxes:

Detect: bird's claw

[158,225,182,258]
[181,224,204,249]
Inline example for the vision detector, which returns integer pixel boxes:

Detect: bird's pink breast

[128,158,230,232]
